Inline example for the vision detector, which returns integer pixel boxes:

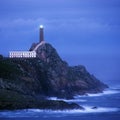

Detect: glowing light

[40,25,43,28]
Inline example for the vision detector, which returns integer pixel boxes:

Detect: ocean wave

[0,107,119,118]
[28,107,119,113]
[88,89,120,97]
[81,106,119,113]
[47,97,87,102]
[47,89,120,102]
[108,82,120,89]
[74,89,120,98]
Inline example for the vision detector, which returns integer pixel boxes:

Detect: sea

[0,84,120,120]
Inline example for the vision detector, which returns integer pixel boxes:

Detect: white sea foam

[28,106,119,114]
[82,106,119,113]
[0,107,119,118]
[88,89,120,97]
[47,97,87,102]
[74,89,120,98]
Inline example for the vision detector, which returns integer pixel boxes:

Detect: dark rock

[91,106,98,109]
[0,54,3,60]
[0,89,84,110]
[0,43,108,97]
[29,42,108,97]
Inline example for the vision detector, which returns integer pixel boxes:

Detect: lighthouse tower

[39,25,44,43]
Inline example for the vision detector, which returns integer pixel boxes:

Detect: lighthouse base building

[9,51,36,58]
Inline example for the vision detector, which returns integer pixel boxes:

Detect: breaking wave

[0,107,119,118]
[74,89,120,98]
[28,106,119,113]
[87,89,120,97]
[47,97,87,102]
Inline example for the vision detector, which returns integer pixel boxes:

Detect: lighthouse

[9,25,46,58]
[39,25,44,43]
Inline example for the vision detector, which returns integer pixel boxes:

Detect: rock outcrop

[30,42,108,98]
[0,42,108,110]
[0,89,84,110]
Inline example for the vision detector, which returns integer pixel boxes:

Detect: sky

[0,0,120,85]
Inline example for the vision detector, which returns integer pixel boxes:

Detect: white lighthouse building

[9,51,36,58]
[9,25,44,58]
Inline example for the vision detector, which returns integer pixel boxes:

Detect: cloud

[0,17,111,33]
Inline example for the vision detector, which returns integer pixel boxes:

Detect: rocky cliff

[0,42,108,110]
[30,42,108,98]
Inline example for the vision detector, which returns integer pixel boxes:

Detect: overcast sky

[0,0,120,85]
